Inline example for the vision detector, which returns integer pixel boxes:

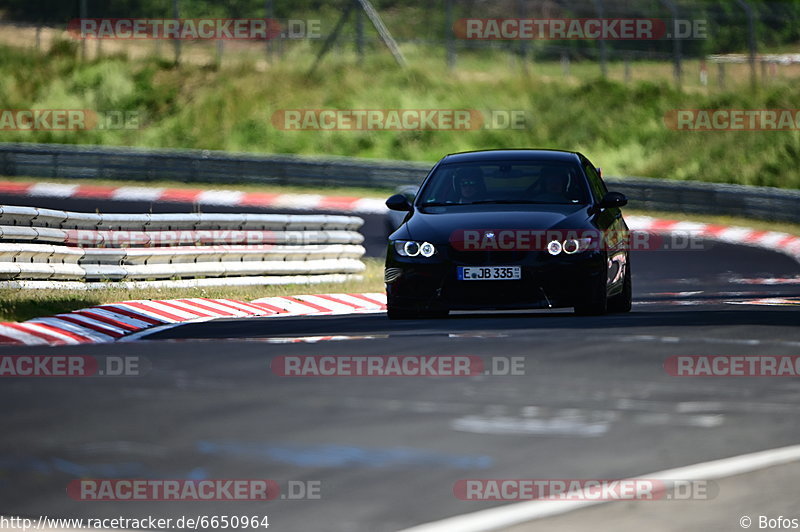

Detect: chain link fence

[2,1,800,88]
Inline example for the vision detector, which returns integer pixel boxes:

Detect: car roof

[440,149,582,164]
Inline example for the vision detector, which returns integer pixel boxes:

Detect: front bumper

[385,251,605,311]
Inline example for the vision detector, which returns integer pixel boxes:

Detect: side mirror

[600,191,627,208]
[386,193,412,212]
[596,167,602,178]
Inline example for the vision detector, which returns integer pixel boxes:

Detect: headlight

[549,237,594,255]
[546,240,563,256]
[404,241,420,256]
[394,240,437,257]
[563,237,594,254]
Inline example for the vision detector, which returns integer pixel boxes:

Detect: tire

[607,263,632,313]
[574,273,608,316]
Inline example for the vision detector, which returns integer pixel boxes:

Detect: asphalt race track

[1,235,800,529]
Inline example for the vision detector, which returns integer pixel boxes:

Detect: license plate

[458,266,521,281]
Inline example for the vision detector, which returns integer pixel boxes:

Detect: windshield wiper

[421,200,575,206]
[462,200,552,205]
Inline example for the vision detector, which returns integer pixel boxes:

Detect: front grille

[448,248,528,265]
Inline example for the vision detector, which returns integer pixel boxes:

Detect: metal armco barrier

[1,143,798,223]
[0,206,366,282]
[0,142,430,189]
[602,177,800,224]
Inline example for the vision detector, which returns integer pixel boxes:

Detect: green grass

[2,42,800,190]
[0,257,385,322]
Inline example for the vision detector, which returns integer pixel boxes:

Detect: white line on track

[398,444,800,532]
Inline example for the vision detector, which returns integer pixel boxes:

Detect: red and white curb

[0,293,387,346]
[626,215,800,263]
[0,180,387,215]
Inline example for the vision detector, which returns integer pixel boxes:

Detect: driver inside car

[453,168,486,203]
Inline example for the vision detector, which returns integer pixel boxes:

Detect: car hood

[397,204,593,243]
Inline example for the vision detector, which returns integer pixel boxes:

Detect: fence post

[659,0,682,87]
[445,0,456,70]
[735,0,757,90]
[172,0,181,65]
[79,0,87,60]
[265,0,274,62]
[592,0,608,78]
[517,0,528,71]
[215,40,224,67]
[356,5,365,63]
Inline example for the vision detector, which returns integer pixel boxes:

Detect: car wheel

[574,273,608,316]
[607,264,632,313]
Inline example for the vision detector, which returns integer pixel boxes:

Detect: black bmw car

[384,149,631,319]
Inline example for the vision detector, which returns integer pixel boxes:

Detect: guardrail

[0,142,428,189]
[1,142,799,224]
[600,177,800,224]
[0,206,366,284]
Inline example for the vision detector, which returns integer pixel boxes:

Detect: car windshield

[417,161,591,206]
